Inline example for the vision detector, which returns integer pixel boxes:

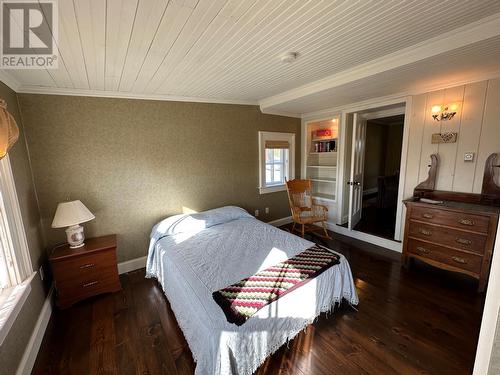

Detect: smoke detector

[280,52,299,63]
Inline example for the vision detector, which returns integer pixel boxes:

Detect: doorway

[354,114,404,239]
[339,103,407,245]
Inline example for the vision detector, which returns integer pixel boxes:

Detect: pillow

[151,206,252,241]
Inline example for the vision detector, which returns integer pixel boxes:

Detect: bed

[146,206,358,375]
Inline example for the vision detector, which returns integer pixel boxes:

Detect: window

[0,155,33,345]
[258,131,295,194]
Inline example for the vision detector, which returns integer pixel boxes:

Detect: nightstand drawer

[56,265,119,298]
[410,206,490,233]
[408,239,482,275]
[408,221,487,254]
[51,249,117,282]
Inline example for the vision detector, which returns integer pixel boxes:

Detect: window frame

[0,154,34,345]
[258,131,295,194]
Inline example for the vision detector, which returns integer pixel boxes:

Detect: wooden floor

[33,227,485,375]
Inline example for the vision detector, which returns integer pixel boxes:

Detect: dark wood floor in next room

[33,226,485,375]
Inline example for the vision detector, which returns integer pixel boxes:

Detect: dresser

[50,234,122,309]
[403,199,499,292]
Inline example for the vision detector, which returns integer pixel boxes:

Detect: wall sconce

[431,103,459,121]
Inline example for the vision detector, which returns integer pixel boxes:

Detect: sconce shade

[51,200,95,228]
[431,105,442,113]
[0,99,19,160]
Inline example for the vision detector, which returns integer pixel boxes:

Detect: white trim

[258,108,301,118]
[299,70,500,120]
[0,272,35,345]
[394,97,412,241]
[325,222,402,253]
[0,71,21,92]
[259,13,500,111]
[266,216,293,227]
[258,131,296,194]
[362,106,406,120]
[258,184,286,194]
[117,256,147,275]
[16,285,54,375]
[303,94,411,120]
[16,85,257,106]
[331,97,410,243]
[473,221,500,375]
[0,155,33,283]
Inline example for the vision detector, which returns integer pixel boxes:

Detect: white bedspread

[146,209,358,375]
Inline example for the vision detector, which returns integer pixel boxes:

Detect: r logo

[1,0,57,68]
[2,2,53,54]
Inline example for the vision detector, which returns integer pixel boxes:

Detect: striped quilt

[212,244,341,326]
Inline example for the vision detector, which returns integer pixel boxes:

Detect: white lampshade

[51,200,95,228]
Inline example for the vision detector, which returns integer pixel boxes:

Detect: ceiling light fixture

[280,52,299,64]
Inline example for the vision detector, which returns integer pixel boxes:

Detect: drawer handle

[422,213,434,219]
[79,263,95,269]
[418,228,432,236]
[455,237,472,246]
[416,246,431,254]
[458,218,475,226]
[451,256,467,264]
[82,281,99,288]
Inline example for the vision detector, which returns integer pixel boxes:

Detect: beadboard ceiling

[2,0,500,116]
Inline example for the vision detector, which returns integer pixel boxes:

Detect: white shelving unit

[305,118,339,203]
[303,116,341,224]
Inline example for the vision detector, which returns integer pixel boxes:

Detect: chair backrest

[285,179,313,215]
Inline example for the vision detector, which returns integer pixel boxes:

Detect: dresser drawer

[408,239,482,275]
[408,221,487,254]
[51,249,117,282]
[410,206,490,233]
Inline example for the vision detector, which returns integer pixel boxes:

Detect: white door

[348,113,367,230]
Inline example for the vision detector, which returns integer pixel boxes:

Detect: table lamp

[51,200,95,248]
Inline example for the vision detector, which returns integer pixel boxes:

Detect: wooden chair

[285,179,331,239]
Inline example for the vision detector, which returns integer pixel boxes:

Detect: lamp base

[65,224,86,249]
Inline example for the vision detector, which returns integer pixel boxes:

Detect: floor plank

[32,227,484,374]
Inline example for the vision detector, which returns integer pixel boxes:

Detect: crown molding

[259,12,500,111]
[258,108,301,118]
[0,71,21,92]
[15,85,258,106]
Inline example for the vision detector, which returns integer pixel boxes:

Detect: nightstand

[49,234,122,309]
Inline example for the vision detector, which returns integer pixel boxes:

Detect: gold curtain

[265,140,289,149]
[0,99,19,159]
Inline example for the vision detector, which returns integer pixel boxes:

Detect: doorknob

[354,181,361,186]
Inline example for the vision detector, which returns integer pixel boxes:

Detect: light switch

[464,152,474,162]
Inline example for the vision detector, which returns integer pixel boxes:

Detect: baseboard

[267,216,293,227]
[325,222,402,253]
[117,256,147,274]
[16,285,54,375]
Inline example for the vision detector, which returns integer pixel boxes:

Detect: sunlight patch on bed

[258,247,288,271]
[255,277,318,319]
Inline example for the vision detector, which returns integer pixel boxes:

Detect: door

[348,113,367,230]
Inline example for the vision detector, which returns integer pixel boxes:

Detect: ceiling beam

[259,12,500,112]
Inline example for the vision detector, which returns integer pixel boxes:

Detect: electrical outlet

[39,265,44,281]
[464,152,474,162]
[254,209,259,217]
[265,207,270,214]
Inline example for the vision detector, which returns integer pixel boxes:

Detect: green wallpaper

[0,82,46,374]
[18,94,301,262]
